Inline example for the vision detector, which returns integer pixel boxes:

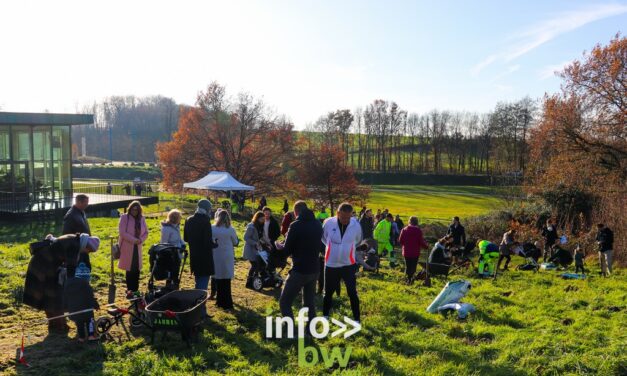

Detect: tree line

[74,95,535,179]
[73,95,179,162]
[305,97,535,177]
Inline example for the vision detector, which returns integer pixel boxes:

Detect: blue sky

[0,0,625,128]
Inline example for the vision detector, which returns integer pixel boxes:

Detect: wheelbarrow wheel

[130,311,148,328]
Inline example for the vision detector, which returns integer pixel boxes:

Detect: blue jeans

[194,275,210,316]
[195,275,210,290]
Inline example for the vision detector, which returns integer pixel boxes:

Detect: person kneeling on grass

[548,246,573,269]
[57,233,100,342]
[477,239,499,276]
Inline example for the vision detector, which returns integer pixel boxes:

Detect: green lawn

[0,188,624,375]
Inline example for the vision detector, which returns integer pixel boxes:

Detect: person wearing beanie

[184,199,218,316]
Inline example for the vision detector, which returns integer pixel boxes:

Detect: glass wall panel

[0,163,11,193]
[53,160,72,198]
[12,162,29,196]
[52,126,70,160]
[33,161,53,199]
[33,126,52,161]
[0,128,9,161]
[12,126,31,161]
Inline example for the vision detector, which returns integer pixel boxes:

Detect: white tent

[183,171,255,191]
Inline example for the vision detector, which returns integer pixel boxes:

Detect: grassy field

[0,187,624,375]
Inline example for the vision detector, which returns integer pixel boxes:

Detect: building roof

[0,111,93,126]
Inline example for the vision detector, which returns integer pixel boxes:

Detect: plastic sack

[540,263,557,270]
[437,303,476,319]
[426,280,471,314]
[561,273,586,280]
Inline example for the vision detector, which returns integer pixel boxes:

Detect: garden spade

[108,238,116,304]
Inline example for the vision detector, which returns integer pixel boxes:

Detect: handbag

[112,242,121,260]
[112,215,132,260]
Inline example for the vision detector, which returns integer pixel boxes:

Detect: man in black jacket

[62,194,90,235]
[446,217,466,247]
[359,209,374,239]
[596,223,614,276]
[184,199,218,311]
[278,201,324,324]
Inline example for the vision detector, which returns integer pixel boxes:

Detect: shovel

[108,238,116,304]
[423,259,432,287]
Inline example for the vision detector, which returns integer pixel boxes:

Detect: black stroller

[250,242,288,291]
[146,244,188,302]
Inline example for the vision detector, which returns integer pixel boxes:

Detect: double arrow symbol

[330,317,361,339]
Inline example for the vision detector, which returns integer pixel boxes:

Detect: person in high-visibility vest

[374,213,396,266]
[477,239,500,275]
[316,207,330,223]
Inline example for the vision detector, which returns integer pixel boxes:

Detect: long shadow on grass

[146,304,293,372]
[473,311,526,329]
[0,219,62,244]
[17,333,104,376]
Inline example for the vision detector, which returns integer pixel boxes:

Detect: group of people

[37,194,616,343]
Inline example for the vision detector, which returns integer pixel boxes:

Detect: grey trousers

[279,270,318,321]
[598,250,613,275]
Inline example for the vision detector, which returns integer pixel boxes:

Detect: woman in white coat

[211,210,239,309]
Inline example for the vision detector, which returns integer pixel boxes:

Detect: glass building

[0,112,93,214]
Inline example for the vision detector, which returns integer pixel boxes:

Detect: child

[63,234,100,342]
[574,244,585,274]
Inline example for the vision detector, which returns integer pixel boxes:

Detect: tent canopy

[183,171,255,191]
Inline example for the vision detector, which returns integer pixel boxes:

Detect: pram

[516,242,541,271]
[146,244,188,302]
[250,242,288,291]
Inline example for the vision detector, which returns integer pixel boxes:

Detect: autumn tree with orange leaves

[293,140,369,213]
[156,82,294,194]
[527,34,626,263]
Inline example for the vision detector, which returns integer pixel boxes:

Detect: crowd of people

[32,194,616,342]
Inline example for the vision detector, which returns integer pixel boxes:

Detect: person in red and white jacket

[321,202,363,322]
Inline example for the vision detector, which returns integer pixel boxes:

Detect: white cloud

[472,3,627,75]
[485,64,522,86]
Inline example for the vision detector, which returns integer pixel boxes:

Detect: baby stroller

[516,242,541,271]
[250,242,288,291]
[146,244,188,302]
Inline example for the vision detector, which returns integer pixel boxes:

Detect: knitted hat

[87,236,100,251]
[198,199,212,211]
